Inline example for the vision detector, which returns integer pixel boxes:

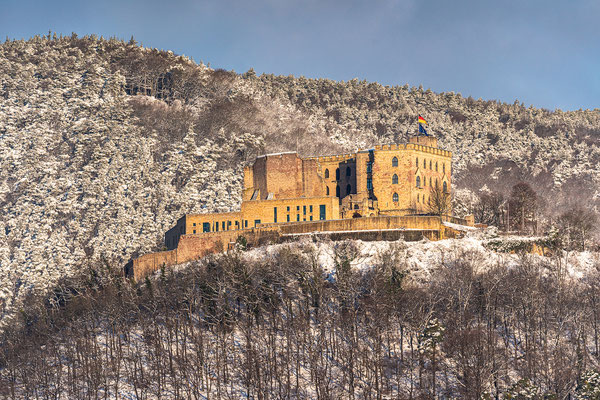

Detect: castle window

[245,220,248,228]
[416,176,421,187]
[326,186,330,195]
[392,156,398,167]
[417,194,419,203]
[310,205,313,213]
[287,215,290,222]
[430,177,432,187]
[297,214,300,221]
[424,177,426,186]
[325,169,330,179]
[346,167,351,176]
[392,174,398,184]
[430,160,432,169]
[303,205,306,215]
[393,193,399,202]
[336,185,340,197]
[443,181,448,193]
[367,178,372,190]
[274,207,277,223]
[287,206,290,212]
[193,230,196,234]
[203,222,210,232]
[436,162,438,171]
[416,157,419,167]
[346,184,351,196]
[193,223,196,226]
[424,159,426,169]
[254,219,261,227]
[336,168,340,180]
[443,163,446,174]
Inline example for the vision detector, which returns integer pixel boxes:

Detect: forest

[2,238,600,398]
[1,34,600,398]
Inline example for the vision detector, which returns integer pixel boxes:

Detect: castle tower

[409,134,438,148]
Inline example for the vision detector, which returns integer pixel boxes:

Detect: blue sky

[1,0,599,111]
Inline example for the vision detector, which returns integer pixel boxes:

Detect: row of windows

[327,184,352,197]
[416,157,446,174]
[192,219,248,234]
[390,193,433,205]
[415,176,448,192]
[277,204,328,222]
[190,205,328,233]
[324,167,352,180]
[324,158,447,181]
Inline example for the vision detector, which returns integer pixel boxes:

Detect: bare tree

[556,207,597,251]
[427,180,451,216]
[509,182,538,233]
[474,191,505,228]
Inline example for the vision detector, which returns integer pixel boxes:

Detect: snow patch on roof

[256,151,297,159]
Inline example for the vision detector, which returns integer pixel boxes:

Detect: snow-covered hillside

[1,35,599,331]
[3,235,600,399]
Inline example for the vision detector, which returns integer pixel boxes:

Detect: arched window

[346,184,352,195]
[346,167,351,177]
[325,169,329,179]
[326,186,330,195]
[393,193,399,202]
[443,163,446,174]
[392,157,398,167]
[336,168,340,180]
[416,157,419,167]
[424,159,426,169]
[435,162,438,171]
[443,181,448,193]
[392,174,398,184]
[430,160,432,169]
[416,176,421,187]
[336,185,340,197]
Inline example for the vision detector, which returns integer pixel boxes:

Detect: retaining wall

[131,215,463,281]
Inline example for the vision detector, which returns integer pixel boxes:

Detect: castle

[165,134,452,250]
[129,133,474,280]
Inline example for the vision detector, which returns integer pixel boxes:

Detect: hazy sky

[2,0,599,110]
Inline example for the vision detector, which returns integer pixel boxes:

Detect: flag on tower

[418,115,428,125]
[418,124,429,136]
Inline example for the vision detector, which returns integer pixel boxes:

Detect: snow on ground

[238,232,592,285]
[442,221,478,231]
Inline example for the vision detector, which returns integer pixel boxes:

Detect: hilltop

[1,34,599,330]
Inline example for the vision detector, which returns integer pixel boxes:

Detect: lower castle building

[165,134,452,250]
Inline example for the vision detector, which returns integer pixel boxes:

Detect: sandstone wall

[132,215,464,281]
